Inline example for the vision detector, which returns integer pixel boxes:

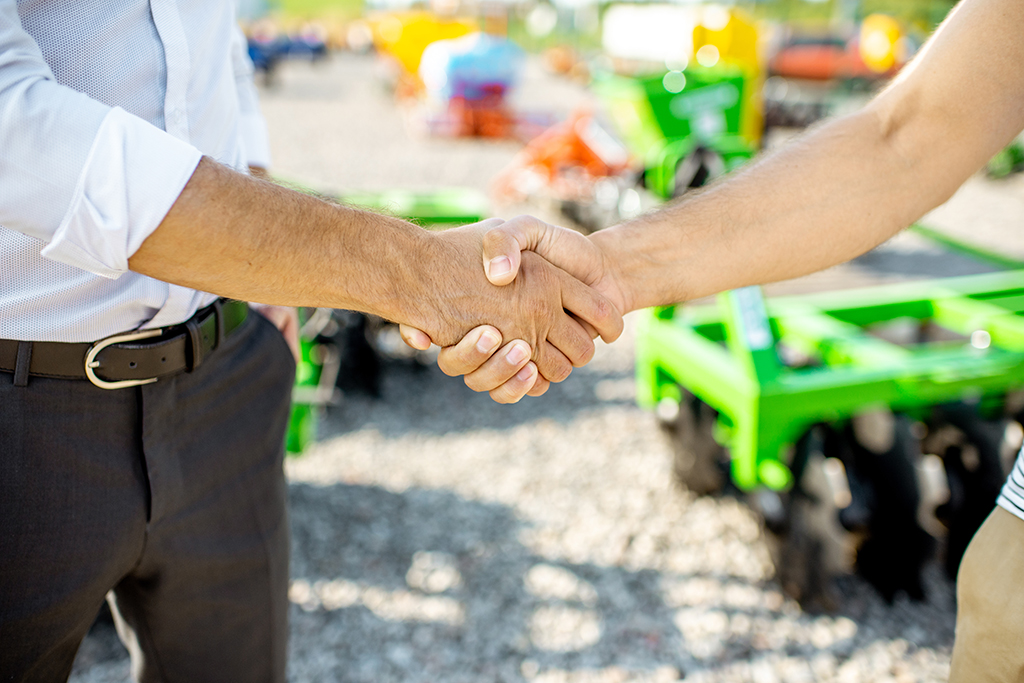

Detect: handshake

[394,215,636,404]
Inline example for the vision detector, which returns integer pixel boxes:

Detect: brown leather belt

[0,299,249,389]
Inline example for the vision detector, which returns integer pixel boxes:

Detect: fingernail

[516,364,535,382]
[488,256,511,279]
[476,329,500,354]
[506,342,529,365]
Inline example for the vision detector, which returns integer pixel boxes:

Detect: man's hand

[407,219,624,390]
[132,158,620,389]
[478,215,631,313]
[252,304,301,362]
[402,323,552,403]
[400,216,632,403]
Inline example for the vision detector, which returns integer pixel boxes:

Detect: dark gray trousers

[0,312,295,683]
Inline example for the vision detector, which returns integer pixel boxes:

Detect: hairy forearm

[594,108,937,309]
[129,157,435,326]
[129,158,621,362]
[594,0,1024,311]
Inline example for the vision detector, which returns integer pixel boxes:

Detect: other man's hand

[401,216,630,403]
[479,215,631,313]
[402,218,624,399]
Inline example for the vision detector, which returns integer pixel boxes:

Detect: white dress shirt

[0,0,271,342]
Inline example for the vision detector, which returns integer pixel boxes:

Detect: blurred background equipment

[491,111,636,232]
[763,12,914,130]
[370,11,477,98]
[488,4,764,233]
[593,65,756,201]
[247,19,329,85]
[419,32,526,138]
[636,231,1024,608]
[988,136,1024,179]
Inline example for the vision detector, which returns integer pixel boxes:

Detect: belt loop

[185,318,204,372]
[13,341,32,387]
[213,298,225,350]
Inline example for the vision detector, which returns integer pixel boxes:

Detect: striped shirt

[998,449,1024,522]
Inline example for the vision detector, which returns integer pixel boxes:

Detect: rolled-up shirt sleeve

[0,2,202,279]
[230,23,271,170]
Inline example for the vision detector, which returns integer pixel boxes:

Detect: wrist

[389,229,458,339]
[324,205,439,324]
[589,228,638,314]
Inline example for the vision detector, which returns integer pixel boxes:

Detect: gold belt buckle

[84,328,163,390]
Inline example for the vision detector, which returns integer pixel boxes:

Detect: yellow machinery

[370,11,476,96]
[691,6,763,147]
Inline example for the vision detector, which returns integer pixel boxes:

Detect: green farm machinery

[491,62,760,234]
[593,64,757,201]
[636,228,1024,607]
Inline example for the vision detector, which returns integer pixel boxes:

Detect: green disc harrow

[635,227,1024,606]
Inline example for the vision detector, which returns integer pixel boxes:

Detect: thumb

[482,231,523,287]
[483,215,602,290]
[398,324,433,351]
[482,215,557,286]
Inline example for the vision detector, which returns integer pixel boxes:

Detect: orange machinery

[492,111,637,230]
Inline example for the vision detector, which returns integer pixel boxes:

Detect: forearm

[130,158,621,359]
[595,0,1024,311]
[129,157,436,326]
[595,108,935,309]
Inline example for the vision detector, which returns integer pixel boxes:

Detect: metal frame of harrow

[636,259,1024,493]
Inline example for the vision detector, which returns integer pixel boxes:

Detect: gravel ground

[70,54,1024,682]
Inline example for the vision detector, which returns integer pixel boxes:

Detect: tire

[328,311,382,397]
[672,147,726,197]
[761,416,934,609]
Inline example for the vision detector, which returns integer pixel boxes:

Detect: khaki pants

[950,506,1024,682]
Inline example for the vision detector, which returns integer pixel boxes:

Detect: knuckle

[594,296,613,323]
[547,359,572,383]
[528,385,548,398]
[513,214,546,235]
[492,383,524,404]
[572,337,595,367]
[482,229,507,252]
